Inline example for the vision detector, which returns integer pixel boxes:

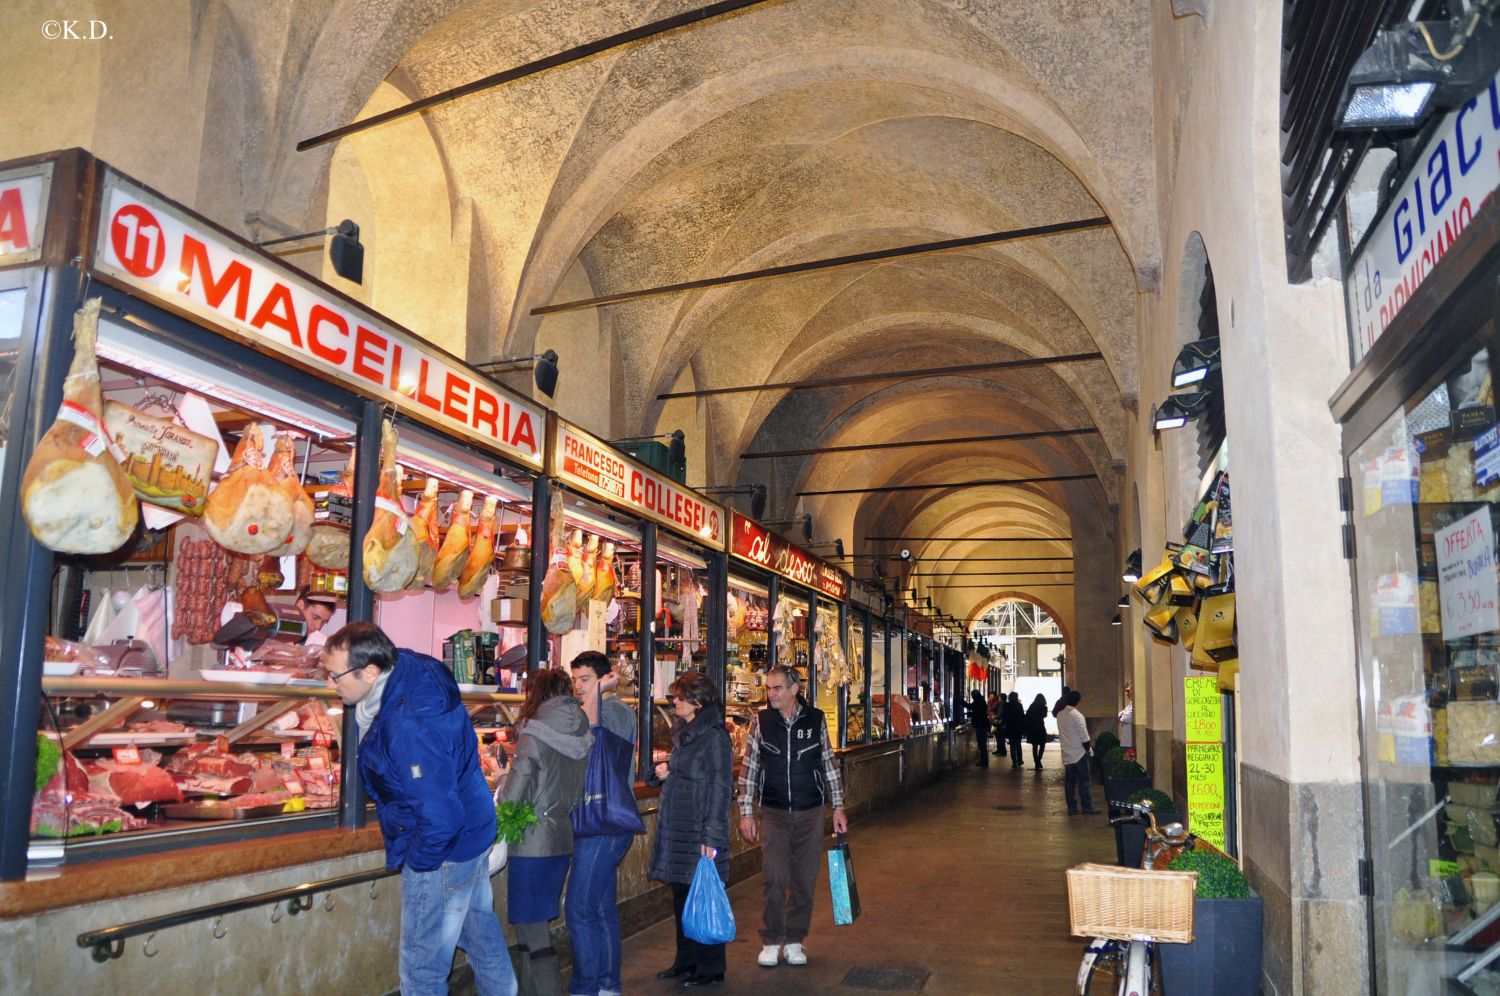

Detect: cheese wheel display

[431,489,474,592]
[360,420,419,593]
[203,424,295,556]
[21,298,140,553]
[306,452,352,570]
[457,495,499,598]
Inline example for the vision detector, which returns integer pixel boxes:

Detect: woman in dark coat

[649,670,733,988]
[967,691,991,767]
[1025,693,1050,770]
[1002,692,1027,768]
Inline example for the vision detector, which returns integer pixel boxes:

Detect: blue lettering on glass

[1429,143,1453,214]
[1416,171,1427,235]
[1458,98,1482,174]
[1395,198,1413,263]
[1490,79,1500,129]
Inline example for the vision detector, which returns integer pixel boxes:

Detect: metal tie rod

[77,866,396,963]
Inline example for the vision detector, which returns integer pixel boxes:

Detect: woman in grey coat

[649,670,733,988]
[502,668,592,996]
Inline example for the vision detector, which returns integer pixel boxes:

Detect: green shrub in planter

[1109,759,1146,779]
[1094,731,1120,755]
[1124,787,1177,817]
[1169,849,1250,898]
[1102,746,1127,764]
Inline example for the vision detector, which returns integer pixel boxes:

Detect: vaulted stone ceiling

[259,0,1155,632]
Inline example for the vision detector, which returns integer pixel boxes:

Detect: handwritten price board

[1185,741,1227,850]
[1184,676,1221,743]
[1436,507,1500,640]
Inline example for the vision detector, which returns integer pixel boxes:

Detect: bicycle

[1068,801,1228,994]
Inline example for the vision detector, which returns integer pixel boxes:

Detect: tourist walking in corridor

[986,691,1005,757]
[1057,691,1100,815]
[503,669,592,996]
[324,623,517,996]
[566,652,639,996]
[1002,692,1027,768]
[1025,693,1049,770]
[738,665,848,970]
[649,671,734,988]
[968,690,992,767]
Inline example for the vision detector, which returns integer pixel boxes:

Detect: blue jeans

[400,849,517,996]
[1065,757,1096,813]
[565,834,634,995]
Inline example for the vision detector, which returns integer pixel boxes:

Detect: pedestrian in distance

[986,691,1005,757]
[1025,693,1049,770]
[1058,690,1100,815]
[968,690,991,767]
[323,622,517,996]
[502,669,593,996]
[565,652,637,996]
[649,671,734,989]
[738,665,848,970]
[1002,691,1027,768]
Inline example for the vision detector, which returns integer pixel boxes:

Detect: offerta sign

[91,172,545,468]
[0,163,52,265]
[554,422,724,545]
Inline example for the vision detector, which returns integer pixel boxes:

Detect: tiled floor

[614,744,1114,994]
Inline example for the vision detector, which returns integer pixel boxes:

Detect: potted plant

[1092,735,1122,780]
[1158,850,1263,996]
[1102,758,1150,815]
[1115,788,1177,867]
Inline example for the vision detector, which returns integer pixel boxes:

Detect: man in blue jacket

[323,622,515,996]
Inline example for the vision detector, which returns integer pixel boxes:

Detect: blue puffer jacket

[358,649,494,872]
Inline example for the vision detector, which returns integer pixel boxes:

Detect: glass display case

[1348,341,1500,992]
[868,620,888,740]
[552,494,644,694]
[727,574,771,708]
[847,613,867,744]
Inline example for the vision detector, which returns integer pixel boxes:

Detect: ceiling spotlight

[701,482,768,518]
[1337,13,1500,132]
[1111,613,1123,627]
[1118,595,1130,608]
[808,537,847,559]
[256,219,365,284]
[1171,336,1221,388]
[1152,392,1212,431]
[1123,549,1143,584]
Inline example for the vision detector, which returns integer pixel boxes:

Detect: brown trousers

[759,806,825,944]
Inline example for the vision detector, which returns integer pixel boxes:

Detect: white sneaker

[784,943,808,966]
[758,944,781,967]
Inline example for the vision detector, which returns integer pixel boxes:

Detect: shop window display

[1348,344,1500,993]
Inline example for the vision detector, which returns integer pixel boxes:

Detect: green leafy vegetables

[495,800,537,845]
[34,734,61,795]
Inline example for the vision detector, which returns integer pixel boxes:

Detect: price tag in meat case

[284,778,304,795]
[280,741,296,759]
[111,746,141,765]
[308,754,328,770]
[313,732,333,748]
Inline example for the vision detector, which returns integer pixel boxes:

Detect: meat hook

[142,932,159,958]
[287,894,314,916]
[369,880,380,901]
[270,903,283,925]
[211,917,228,940]
[323,892,336,912]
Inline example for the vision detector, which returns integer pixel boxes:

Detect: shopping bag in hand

[683,854,736,944]
[827,833,861,924]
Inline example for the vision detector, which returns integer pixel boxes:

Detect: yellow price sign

[1185,741,1227,850]
[1184,676,1221,743]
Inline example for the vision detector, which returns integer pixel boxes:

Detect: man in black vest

[737,666,848,969]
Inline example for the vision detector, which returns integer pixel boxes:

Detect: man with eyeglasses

[737,666,847,969]
[323,622,516,996]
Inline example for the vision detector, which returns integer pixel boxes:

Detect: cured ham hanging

[540,492,578,633]
[306,452,352,570]
[593,541,616,603]
[203,424,296,556]
[21,298,139,553]
[431,489,473,592]
[408,478,440,589]
[360,420,419,593]
[457,495,498,598]
[267,431,313,556]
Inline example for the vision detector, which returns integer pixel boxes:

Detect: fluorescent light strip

[562,502,642,546]
[658,539,709,571]
[730,576,770,599]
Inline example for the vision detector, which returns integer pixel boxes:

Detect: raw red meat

[173,774,252,797]
[85,760,182,806]
[31,771,148,837]
[224,791,291,809]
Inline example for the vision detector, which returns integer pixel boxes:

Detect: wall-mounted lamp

[1117,595,1130,609]
[701,482,767,518]
[763,512,813,543]
[1171,336,1221,388]
[1151,392,1212,431]
[807,537,846,559]
[1122,549,1143,584]
[609,428,686,470]
[1111,613,1123,627]
[256,219,364,284]
[476,349,561,398]
[1337,12,1500,132]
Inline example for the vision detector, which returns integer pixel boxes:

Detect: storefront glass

[869,620,887,740]
[0,286,26,493]
[1348,341,1500,993]
[847,612,867,743]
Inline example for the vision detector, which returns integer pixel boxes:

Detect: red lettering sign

[0,168,51,262]
[0,187,31,252]
[729,512,848,599]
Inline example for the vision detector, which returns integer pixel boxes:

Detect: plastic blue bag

[682,853,736,944]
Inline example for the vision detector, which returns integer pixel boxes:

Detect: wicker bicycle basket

[1066,863,1198,943]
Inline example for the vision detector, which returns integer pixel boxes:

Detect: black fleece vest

[756,706,827,811]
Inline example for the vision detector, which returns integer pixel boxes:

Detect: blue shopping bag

[827,834,861,925]
[683,854,736,944]
[571,722,646,838]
